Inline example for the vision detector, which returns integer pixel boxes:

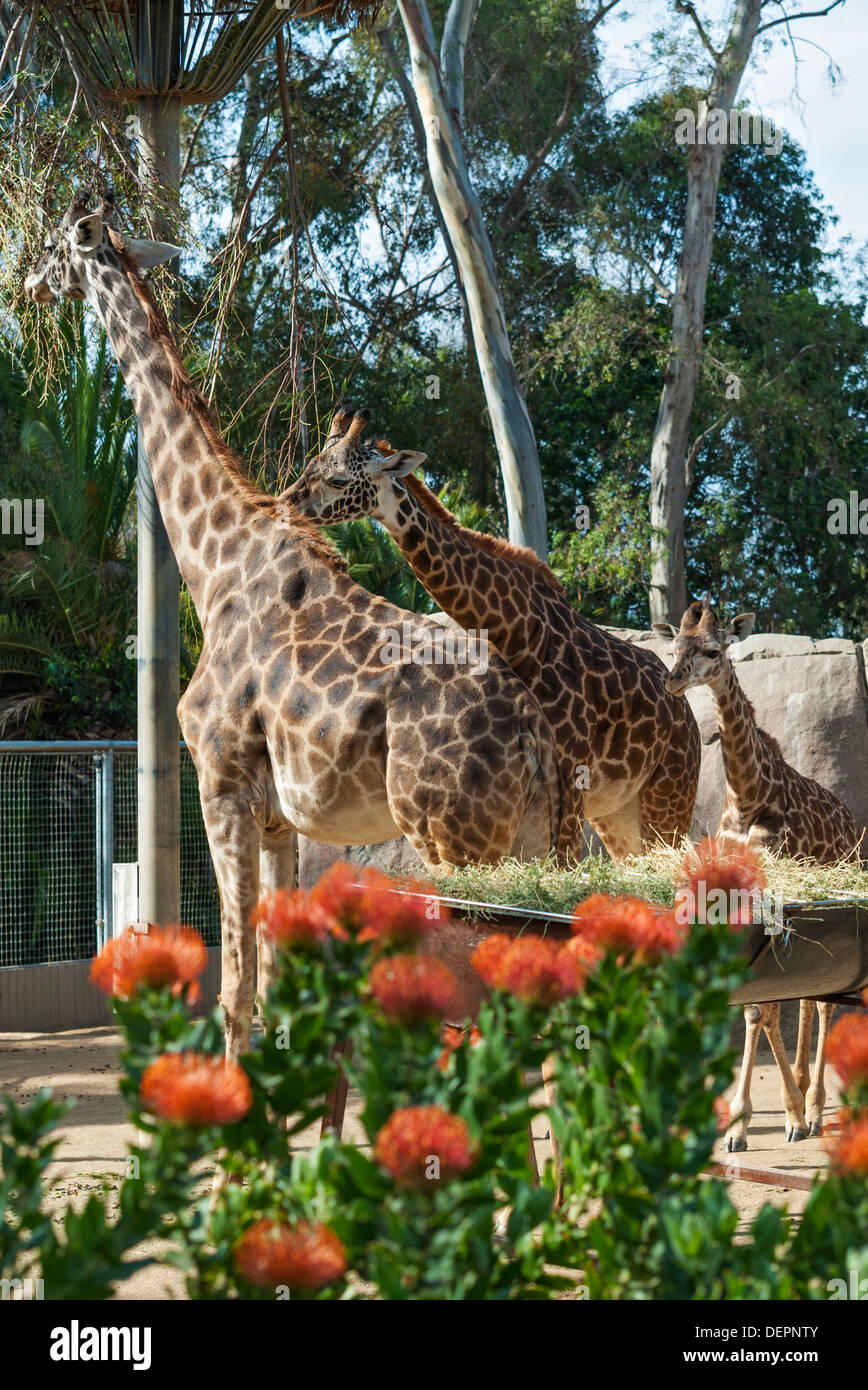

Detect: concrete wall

[0,949,221,1035]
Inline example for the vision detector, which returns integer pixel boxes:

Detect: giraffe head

[653,594,755,695]
[284,406,426,525]
[24,188,182,305]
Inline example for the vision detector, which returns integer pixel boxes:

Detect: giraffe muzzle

[25,274,53,303]
[665,675,689,696]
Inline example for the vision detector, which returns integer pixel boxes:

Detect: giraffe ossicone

[25,192,564,1058]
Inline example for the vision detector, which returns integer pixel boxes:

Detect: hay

[432,844,868,916]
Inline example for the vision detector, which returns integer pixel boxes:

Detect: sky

[597,0,867,253]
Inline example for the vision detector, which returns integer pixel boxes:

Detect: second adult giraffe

[281,411,701,858]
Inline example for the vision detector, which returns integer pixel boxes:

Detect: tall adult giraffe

[281,411,701,858]
[25,191,562,1056]
[656,594,862,1150]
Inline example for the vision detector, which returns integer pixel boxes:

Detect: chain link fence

[0,742,220,969]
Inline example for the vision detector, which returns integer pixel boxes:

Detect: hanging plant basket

[41,0,385,105]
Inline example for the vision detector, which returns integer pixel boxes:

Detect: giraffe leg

[762,1002,809,1142]
[257,830,297,1012]
[725,1003,766,1152]
[591,799,644,859]
[792,998,815,1102]
[805,1001,835,1137]
[199,791,261,1062]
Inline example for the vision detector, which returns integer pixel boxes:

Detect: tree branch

[757,0,845,34]
[674,0,723,63]
[379,18,471,338]
[495,73,578,242]
[440,0,479,130]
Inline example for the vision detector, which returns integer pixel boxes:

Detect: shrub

[2,846,867,1300]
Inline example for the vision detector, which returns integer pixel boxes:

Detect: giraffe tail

[517,698,562,859]
[554,762,584,865]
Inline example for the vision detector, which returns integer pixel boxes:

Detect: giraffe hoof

[786,1126,809,1143]
[808,1120,823,1137]
[724,1134,747,1153]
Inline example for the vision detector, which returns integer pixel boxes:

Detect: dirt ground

[0,1022,843,1300]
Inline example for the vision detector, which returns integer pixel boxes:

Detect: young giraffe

[655,595,862,1151]
[279,411,701,860]
[25,190,563,1057]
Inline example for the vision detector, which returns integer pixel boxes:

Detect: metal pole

[136,87,181,928]
[93,750,104,952]
[102,747,114,947]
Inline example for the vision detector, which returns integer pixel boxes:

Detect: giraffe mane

[403,475,567,596]
[106,229,347,575]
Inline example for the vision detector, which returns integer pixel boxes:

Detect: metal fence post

[94,751,103,953]
[102,747,114,949]
[93,748,114,953]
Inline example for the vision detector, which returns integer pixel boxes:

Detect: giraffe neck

[375,476,549,665]
[83,245,265,619]
[707,660,773,808]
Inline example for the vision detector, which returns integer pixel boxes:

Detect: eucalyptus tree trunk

[396,0,547,558]
[649,0,762,623]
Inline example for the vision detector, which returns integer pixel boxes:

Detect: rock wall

[612,628,868,846]
[298,627,868,883]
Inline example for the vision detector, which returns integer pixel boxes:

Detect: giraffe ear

[651,623,678,641]
[123,237,184,269]
[381,450,427,478]
[71,211,105,252]
[724,613,755,645]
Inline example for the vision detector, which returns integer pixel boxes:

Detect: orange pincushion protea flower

[252,888,335,950]
[374,1105,477,1188]
[677,837,765,926]
[714,1096,731,1133]
[826,1109,868,1176]
[496,936,586,1004]
[90,925,207,1003]
[308,861,392,936]
[234,1219,347,1291]
[369,953,458,1024]
[469,933,513,988]
[140,1052,252,1127]
[470,933,586,1004]
[570,894,685,962]
[560,932,604,972]
[308,861,446,948]
[826,1013,868,1092]
[436,1023,482,1071]
[357,878,448,950]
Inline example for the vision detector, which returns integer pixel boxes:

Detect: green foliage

[0,309,138,734]
[44,645,137,736]
[327,517,434,613]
